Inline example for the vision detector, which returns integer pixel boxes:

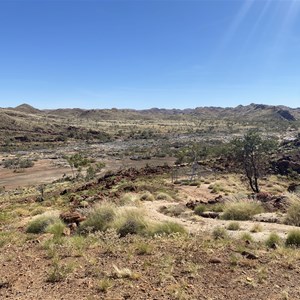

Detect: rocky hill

[5,102,298,122]
[0,103,298,151]
[43,103,300,121]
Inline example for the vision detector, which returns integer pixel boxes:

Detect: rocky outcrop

[255,193,289,212]
[60,211,86,225]
[277,110,296,121]
[272,155,300,175]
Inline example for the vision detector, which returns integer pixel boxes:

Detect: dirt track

[142,197,299,242]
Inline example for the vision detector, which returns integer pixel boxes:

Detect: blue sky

[0,0,300,109]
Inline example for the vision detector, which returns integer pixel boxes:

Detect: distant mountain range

[7,102,300,122]
[0,102,298,150]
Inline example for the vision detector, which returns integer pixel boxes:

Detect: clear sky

[0,0,300,109]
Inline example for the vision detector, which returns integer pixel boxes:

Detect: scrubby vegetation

[227,222,240,231]
[285,199,300,226]
[286,230,300,247]
[26,214,59,234]
[151,221,187,235]
[0,104,300,299]
[265,232,282,248]
[222,200,264,221]
[79,203,116,233]
[3,157,34,170]
[212,226,228,239]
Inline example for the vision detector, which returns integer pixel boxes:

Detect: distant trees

[174,143,208,182]
[231,130,276,193]
[64,153,105,180]
[64,153,90,178]
[175,143,208,166]
[3,157,34,170]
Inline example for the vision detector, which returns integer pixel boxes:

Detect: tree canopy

[231,130,277,193]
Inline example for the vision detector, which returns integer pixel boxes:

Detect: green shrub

[227,222,240,231]
[151,221,187,236]
[3,158,34,169]
[285,201,300,226]
[114,209,148,237]
[26,215,58,234]
[265,232,282,248]
[195,203,224,216]
[79,203,116,233]
[240,232,253,242]
[47,220,66,239]
[194,204,206,215]
[209,203,224,213]
[222,200,263,221]
[212,226,228,239]
[286,230,300,247]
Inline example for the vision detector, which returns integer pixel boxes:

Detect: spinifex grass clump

[285,199,300,226]
[222,200,263,221]
[286,230,300,248]
[139,192,155,201]
[227,222,240,231]
[26,214,59,234]
[265,232,282,248]
[212,226,228,240]
[156,192,173,201]
[79,203,116,233]
[113,209,148,237]
[194,204,206,216]
[151,221,187,236]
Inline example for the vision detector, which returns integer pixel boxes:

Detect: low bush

[151,221,187,236]
[113,209,148,237]
[26,215,58,234]
[79,203,116,233]
[140,192,155,201]
[47,220,66,239]
[194,204,206,215]
[156,192,173,201]
[227,222,240,231]
[286,230,300,248]
[222,200,263,221]
[265,232,282,248]
[195,203,224,216]
[240,232,253,242]
[285,201,300,227]
[212,226,228,239]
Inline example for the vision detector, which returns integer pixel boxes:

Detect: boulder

[199,211,220,219]
[60,211,86,225]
